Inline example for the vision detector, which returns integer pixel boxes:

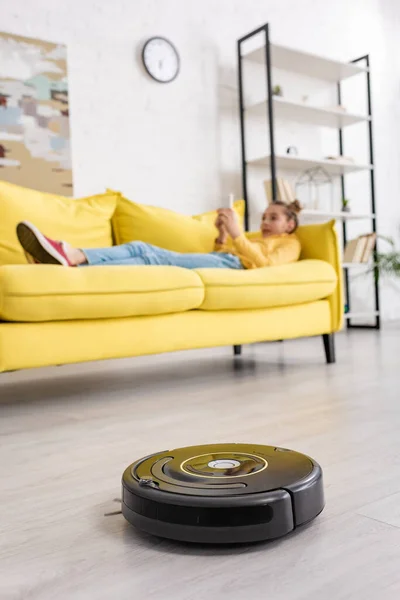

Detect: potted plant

[342,198,351,213]
[373,237,400,280]
[272,85,283,97]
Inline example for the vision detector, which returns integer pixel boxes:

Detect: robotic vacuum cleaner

[121,443,324,544]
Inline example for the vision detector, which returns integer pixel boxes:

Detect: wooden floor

[1,326,400,600]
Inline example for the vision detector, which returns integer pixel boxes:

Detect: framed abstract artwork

[0,31,73,195]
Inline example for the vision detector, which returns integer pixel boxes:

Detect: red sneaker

[16,221,74,266]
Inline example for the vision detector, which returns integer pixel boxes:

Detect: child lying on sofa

[16,200,301,270]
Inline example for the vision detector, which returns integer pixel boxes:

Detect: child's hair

[274,200,302,232]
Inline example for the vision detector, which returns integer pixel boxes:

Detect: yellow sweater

[215,233,301,269]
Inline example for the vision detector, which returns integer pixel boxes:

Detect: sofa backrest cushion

[111,193,245,253]
[0,181,118,265]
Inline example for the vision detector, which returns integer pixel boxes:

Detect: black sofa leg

[233,345,242,356]
[322,334,335,364]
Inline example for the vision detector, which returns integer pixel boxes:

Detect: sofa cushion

[196,259,337,311]
[0,265,204,322]
[0,181,117,266]
[111,192,244,253]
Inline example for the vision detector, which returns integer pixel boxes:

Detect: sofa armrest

[296,220,343,332]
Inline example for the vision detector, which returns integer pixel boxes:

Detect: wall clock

[142,37,180,83]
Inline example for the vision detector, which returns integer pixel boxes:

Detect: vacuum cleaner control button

[208,459,241,469]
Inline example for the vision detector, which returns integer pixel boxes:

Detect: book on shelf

[343,238,366,263]
[264,178,296,204]
[343,233,376,264]
[361,233,377,262]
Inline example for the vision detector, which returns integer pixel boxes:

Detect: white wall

[1,0,400,319]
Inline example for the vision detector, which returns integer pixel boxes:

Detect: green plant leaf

[371,251,400,279]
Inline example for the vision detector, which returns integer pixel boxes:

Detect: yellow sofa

[0,182,342,373]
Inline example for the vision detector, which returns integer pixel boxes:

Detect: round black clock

[142,37,180,83]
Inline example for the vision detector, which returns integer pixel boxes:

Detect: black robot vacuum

[121,443,324,544]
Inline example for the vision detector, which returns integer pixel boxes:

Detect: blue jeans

[82,242,243,269]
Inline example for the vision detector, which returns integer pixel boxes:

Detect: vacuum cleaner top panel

[123,443,314,498]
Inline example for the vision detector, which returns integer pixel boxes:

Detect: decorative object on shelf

[343,233,376,264]
[326,105,347,113]
[342,198,351,212]
[272,84,283,96]
[286,146,298,155]
[295,167,333,211]
[0,31,72,195]
[324,155,354,164]
[142,37,180,83]
[264,177,296,205]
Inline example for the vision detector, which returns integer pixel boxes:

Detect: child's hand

[215,214,228,244]
[217,209,242,240]
[215,214,223,229]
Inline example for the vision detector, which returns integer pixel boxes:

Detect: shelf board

[344,311,379,319]
[246,97,370,129]
[243,43,368,82]
[301,209,375,221]
[247,153,373,176]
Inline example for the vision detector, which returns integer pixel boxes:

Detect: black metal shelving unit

[237,23,380,330]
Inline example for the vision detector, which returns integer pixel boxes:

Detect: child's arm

[232,235,300,267]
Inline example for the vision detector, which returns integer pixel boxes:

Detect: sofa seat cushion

[196,259,337,311]
[0,265,204,322]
